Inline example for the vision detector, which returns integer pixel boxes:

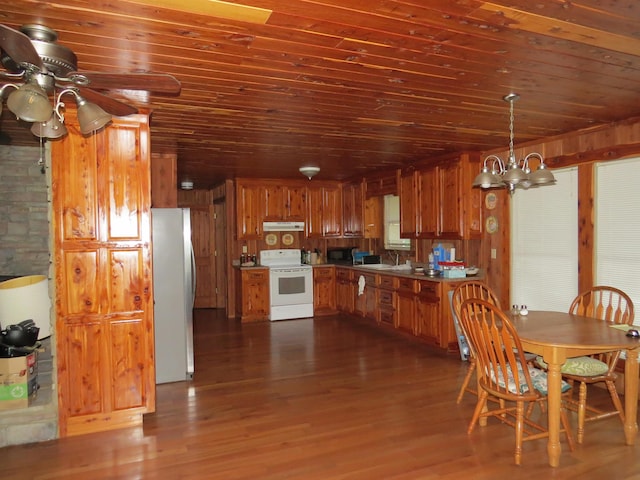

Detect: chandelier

[472,93,556,193]
[0,80,111,139]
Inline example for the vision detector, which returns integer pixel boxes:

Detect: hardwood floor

[2,310,640,479]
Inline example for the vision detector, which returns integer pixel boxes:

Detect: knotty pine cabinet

[306,184,342,238]
[236,182,266,239]
[396,277,417,334]
[335,267,355,314]
[236,268,270,322]
[377,274,398,327]
[52,113,155,437]
[313,265,337,315]
[399,153,482,240]
[342,181,364,237]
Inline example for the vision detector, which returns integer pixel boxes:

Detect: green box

[0,352,38,410]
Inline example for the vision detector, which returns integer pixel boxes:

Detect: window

[383,194,410,250]
[510,167,579,311]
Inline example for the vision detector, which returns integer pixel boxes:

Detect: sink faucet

[387,250,399,266]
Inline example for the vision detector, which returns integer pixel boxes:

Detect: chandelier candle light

[472,93,556,193]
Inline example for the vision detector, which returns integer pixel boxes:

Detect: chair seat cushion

[536,355,609,376]
[490,362,571,395]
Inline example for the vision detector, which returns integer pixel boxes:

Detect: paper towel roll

[0,275,51,339]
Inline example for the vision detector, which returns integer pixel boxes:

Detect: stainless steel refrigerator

[151,208,195,384]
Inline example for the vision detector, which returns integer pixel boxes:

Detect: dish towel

[358,275,365,296]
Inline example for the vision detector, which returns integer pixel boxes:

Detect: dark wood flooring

[2,310,640,479]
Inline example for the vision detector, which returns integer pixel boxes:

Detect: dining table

[508,310,640,467]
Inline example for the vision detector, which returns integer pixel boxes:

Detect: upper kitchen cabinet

[399,167,418,238]
[365,170,398,198]
[438,153,482,239]
[263,183,306,222]
[236,181,266,239]
[342,181,364,238]
[401,154,482,240]
[306,184,342,238]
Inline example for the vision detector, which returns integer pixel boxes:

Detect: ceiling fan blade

[69,72,181,94]
[0,24,44,70]
[77,87,139,117]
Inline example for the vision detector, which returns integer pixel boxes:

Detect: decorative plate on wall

[265,233,278,246]
[282,233,294,246]
[485,215,499,234]
[485,192,497,210]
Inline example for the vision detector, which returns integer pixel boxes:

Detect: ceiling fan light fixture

[299,165,320,180]
[6,82,53,123]
[31,112,68,139]
[75,95,112,134]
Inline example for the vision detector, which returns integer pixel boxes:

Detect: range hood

[263,221,305,232]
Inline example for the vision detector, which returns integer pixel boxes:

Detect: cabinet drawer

[418,280,439,297]
[336,268,353,281]
[397,277,417,293]
[363,273,377,286]
[379,307,395,326]
[313,266,334,279]
[379,289,395,306]
[378,274,398,289]
[245,269,268,280]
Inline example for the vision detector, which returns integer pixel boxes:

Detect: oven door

[269,267,313,307]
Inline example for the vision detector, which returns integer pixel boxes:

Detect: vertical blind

[595,157,640,326]
[510,167,578,311]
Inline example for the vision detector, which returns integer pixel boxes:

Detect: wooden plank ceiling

[1,1,640,187]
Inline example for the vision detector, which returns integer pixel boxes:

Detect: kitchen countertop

[325,263,483,282]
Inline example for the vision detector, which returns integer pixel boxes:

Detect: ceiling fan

[0,23,181,137]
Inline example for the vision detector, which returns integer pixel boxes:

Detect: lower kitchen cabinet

[313,265,336,315]
[335,267,460,352]
[236,268,270,322]
[396,277,417,334]
[336,267,355,313]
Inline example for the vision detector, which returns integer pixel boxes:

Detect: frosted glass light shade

[0,275,51,339]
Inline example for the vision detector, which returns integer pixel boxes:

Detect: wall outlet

[491,248,497,259]
[242,245,248,253]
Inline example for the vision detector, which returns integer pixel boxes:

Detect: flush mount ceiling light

[472,93,556,194]
[180,180,194,190]
[299,165,320,180]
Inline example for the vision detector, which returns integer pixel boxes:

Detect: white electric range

[259,249,314,321]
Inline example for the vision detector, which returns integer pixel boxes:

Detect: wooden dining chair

[451,281,501,404]
[459,298,574,465]
[557,286,634,444]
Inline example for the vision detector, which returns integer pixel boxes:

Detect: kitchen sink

[356,264,412,271]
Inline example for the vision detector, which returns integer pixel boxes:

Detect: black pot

[1,319,40,347]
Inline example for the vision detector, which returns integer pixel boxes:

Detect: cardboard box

[0,352,38,411]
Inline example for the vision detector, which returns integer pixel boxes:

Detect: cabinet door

[285,185,307,221]
[306,186,324,238]
[336,268,355,313]
[240,269,270,321]
[322,186,342,237]
[264,184,286,221]
[417,167,439,238]
[399,169,417,237]
[415,281,440,346]
[342,182,364,237]
[439,162,464,239]
[313,267,336,315]
[53,114,154,437]
[236,183,265,239]
[396,277,417,333]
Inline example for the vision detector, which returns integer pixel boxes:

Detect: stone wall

[0,144,57,445]
[0,145,50,276]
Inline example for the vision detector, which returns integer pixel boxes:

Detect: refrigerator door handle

[190,242,196,307]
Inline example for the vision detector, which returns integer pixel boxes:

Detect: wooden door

[191,205,216,308]
[214,201,227,308]
[52,113,154,437]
